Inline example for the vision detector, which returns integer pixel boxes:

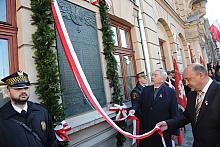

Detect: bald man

[157,63,220,147]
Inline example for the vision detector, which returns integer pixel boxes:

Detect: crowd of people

[207,60,220,82]
[1,61,220,147]
[130,63,220,147]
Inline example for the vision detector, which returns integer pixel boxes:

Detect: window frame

[0,0,18,74]
[111,20,137,100]
[159,39,167,70]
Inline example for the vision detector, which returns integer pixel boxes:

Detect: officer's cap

[1,71,30,88]
[136,71,146,78]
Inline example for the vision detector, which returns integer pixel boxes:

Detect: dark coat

[133,84,179,147]
[130,83,144,105]
[130,83,144,119]
[167,80,220,147]
[0,101,57,147]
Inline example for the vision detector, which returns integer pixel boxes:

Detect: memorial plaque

[56,0,106,117]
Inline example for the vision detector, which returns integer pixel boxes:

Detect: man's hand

[156,121,168,132]
[171,135,178,140]
[129,109,135,116]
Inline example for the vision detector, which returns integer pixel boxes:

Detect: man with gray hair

[157,63,220,147]
[131,69,179,147]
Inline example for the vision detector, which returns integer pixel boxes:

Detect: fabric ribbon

[51,1,166,146]
[127,115,140,145]
[109,104,141,145]
[109,104,128,121]
[54,121,71,141]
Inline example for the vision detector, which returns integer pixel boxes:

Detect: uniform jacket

[130,83,144,102]
[133,84,179,147]
[0,101,57,147]
[167,80,220,147]
[130,83,144,118]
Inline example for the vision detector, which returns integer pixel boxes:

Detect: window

[0,0,7,22]
[0,39,9,79]
[111,20,136,100]
[159,39,167,70]
[0,0,18,79]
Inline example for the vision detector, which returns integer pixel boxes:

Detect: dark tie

[21,110,27,118]
[154,88,159,99]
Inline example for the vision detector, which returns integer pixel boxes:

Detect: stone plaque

[56,0,106,117]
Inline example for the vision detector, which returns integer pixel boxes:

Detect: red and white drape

[51,0,165,146]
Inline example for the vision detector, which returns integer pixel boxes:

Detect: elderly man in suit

[131,69,179,147]
[157,63,220,147]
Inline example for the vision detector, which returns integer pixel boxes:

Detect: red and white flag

[187,43,194,63]
[173,58,187,110]
[51,0,166,144]
[200,56,205,66]
[209,24,220,42]
[90,0,100,5]
[104,0,112,8]
[90,0,112,8]
[54,121,71,141]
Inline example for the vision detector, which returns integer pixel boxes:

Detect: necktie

[21,110,27,118]
[195,91,204,122]
[154,88,159,99]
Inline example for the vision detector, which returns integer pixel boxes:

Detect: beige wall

[16,0,137,146]
[140,0,190,73]
[13,0,208,146]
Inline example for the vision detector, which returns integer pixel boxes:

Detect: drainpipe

[136,0,152,81]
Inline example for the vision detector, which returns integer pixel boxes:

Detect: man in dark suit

[157,63,220,147]
[0,71,57,147]
[131,69,179,147]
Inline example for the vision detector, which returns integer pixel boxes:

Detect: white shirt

[200,77,213,102]
[11,102,28,113]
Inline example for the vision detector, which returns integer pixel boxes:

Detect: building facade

[0,0,211,146]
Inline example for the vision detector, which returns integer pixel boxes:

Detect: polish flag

[200,56,205,66]
[105,0,112,8]
[187,43,194,63]
[209,24,220,42]
[173,58,187,110]
[90,0,100,5]
[90,0,112,8]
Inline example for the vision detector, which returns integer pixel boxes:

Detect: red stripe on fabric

[52,1,164,140]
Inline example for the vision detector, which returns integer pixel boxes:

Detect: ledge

[66,107,116,133]
[66,101,132,134]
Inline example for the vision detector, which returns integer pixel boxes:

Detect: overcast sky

[205,0,220,25]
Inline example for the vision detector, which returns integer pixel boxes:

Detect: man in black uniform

[130,71,148,118]
[0,71,57,147]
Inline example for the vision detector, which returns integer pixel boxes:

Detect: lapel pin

[205,100,208,106]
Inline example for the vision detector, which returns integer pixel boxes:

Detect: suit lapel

[195,81,217,125]
[190,92,197,127]
[148,85,154,105]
